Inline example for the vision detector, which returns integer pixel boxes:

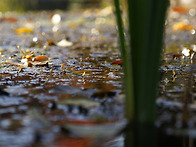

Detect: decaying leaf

[172,22,194,31]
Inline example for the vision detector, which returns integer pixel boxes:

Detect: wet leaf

[111,60,123,65]
[57,97,99,109]
[172,6,188,14]
[172,22,194,31]
[14,27,33,34]
[32,56,48,62]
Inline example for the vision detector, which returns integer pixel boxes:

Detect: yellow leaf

[172,22,194,31]
[14,27,33,34]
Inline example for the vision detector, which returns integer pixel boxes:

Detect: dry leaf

[32,56,48,62]
[172,22,194,31]
[172,6,188,14]
[14,27,33,34]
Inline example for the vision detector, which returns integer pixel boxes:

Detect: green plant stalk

[113,0,134,121]
[127,0,169,124]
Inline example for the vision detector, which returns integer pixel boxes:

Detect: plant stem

[113,0,134,121]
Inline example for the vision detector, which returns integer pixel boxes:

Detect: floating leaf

[32,56,48,62]
[111,59,123,65]
[172,6,188,14]
[14,27,33,34]
[172,22,194,31]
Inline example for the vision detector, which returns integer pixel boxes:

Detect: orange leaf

[32,56,48,62]
[172,6,188,14]
[0,17,17,23]
[111,60,123,65]
[172,22,194,31]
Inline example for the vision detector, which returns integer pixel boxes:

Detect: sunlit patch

[182,48,190,57]
[51,14,61,25]
[191,29,195,34]
[192,45,196,52]
[32,37,38,42]
[56,39,73,47]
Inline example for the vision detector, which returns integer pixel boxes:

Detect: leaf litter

[0,8,124,147]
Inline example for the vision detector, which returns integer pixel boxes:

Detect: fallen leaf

[111,60,123,65]
[172,22,194,31]
[0,17,17,23]
[172,6,188,14]
[14,27,33,34]
[32,56,48,62]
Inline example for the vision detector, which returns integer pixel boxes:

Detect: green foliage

[113,0,134,120]
[113,0,169,123]
[0,0,25,12]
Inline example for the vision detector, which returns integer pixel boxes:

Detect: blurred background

[0,0,111,12]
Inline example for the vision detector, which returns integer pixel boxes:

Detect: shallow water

[0,5,195,147]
